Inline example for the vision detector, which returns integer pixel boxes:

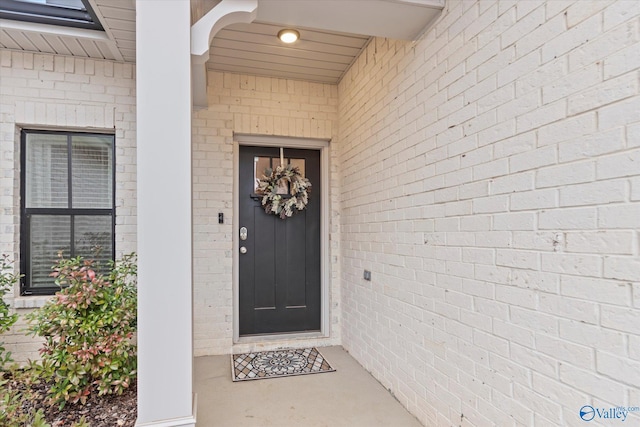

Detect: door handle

[240,246,247,254]
[240,227,248,240]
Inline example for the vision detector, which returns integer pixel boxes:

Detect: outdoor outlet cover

[364,270,371,281]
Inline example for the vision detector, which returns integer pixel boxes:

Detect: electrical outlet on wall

[363,270,371,281]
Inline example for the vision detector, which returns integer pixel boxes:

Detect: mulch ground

[4,373,137,426]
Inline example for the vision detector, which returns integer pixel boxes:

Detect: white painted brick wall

[0,50,136,363]
[339,0,640,426]
[191,71,340,356]
[1,54,341,360]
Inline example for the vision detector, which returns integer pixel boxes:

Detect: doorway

[238,145,321,335]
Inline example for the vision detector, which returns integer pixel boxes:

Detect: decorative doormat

[232,347,335,381]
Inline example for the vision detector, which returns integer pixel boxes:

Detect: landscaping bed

[3,371,136,426]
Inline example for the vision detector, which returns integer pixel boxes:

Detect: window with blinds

[21,130,115,295]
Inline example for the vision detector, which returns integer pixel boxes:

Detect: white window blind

[72,135,113,208]
[29,215,70,287]
[25,134,68,208]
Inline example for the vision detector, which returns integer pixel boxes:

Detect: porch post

[135,1,194,426]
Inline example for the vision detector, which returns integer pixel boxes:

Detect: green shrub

[27,253,137,407]
[0,254,20,370]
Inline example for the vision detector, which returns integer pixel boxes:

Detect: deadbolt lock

[240,227,247,240]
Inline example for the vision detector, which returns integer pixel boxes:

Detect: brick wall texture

[191,71,342,355]
[0,0,639,425]
[0,51,137,362]
[338,1,640,426]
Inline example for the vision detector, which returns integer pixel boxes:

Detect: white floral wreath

[257,164,311,219]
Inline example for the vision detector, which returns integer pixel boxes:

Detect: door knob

[240,246,247,254]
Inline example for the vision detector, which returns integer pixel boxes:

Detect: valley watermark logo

[579,405,640,422]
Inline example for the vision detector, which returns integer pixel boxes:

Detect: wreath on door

[257,164,311,219]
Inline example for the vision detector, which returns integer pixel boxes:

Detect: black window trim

[20,129,116,296]
[0,0,104,32]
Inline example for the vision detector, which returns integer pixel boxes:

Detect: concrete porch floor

[194,346,423,426]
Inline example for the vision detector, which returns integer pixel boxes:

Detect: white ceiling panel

[93,0,135,62]
[212,55,344,82]
[109,28,135,42]
[2,28,37,51]
[60,35,87,57]
[209,22,370,83]
[231,21,368,48]
[24,32,55,53]
[95,4,136,22]
[211,47,349,72]
[44,35,72,56]
[215,24,368,57]
[78,37,102,58]
[118,48,134,60]
[0,29,20,50]
[210,63,343,84]
[213,39,355,66]
[114,38,134,50]
[96,44,114,60]
[100,17,134,32]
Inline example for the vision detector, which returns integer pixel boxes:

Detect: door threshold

[236,331,325,344]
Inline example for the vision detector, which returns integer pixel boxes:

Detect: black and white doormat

[232,347,335,381]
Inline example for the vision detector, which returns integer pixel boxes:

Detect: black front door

[239,145,321,335]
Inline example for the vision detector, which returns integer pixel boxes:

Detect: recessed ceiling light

[278,29,300,44]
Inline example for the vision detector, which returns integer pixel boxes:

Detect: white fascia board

[255,0,444,41]
[0,18,111,42]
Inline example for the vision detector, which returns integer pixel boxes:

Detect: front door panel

[239,146,321,335]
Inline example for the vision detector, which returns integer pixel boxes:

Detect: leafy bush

[0,254,20,369]
[27,253,137,407]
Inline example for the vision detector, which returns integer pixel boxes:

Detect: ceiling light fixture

[278,29,300,44]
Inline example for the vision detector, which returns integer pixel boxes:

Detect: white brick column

[135,1,194,426]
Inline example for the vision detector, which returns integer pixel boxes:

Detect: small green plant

[27,253,137,408]
[0,367,49,427]
[0,254,20,370]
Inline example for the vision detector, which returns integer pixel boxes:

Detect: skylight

[0,0,103,31]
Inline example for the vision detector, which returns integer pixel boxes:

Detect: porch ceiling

[209,21,370,84]
[0,0,444,84]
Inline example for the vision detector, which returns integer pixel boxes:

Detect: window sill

[12,295,53,309]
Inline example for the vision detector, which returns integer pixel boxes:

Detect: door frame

[232,134,331,343]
